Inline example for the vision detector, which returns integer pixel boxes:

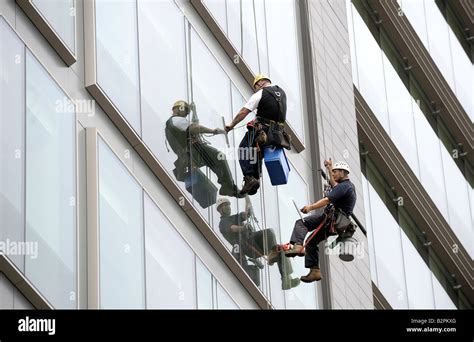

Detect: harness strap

[302,214,328,248]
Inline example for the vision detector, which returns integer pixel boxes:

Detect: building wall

[307,0,373,309]
[0,0,260,309]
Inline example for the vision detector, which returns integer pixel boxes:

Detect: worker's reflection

[216,196,300,290]
[165,100,241,198]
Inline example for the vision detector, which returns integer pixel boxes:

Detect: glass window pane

[25,51,76,309]
[241,0,260,73]
[95,0,141,134]
[144,194,196,309]
[278,169,318,309]
[196,258,214,309]
[98,138,144,309]
[0,19,25,270]
[400,229,435,308]
[412,101,449,218]
[216,282,238,309]
[138,0,190,195]
[254,0,269,75]
[350,3,389,130]
[365,169,408,308]
[400,0,472,119]
[440,147,474,258]
[361,175,378,284]
[431,273,456,309]
[262,169,286,309]
[190,28,235,218]
[203,0,305,141]
[31,0,76,53]
[382,53,420,176]
[346,0,359,87]
[265,0,304,141]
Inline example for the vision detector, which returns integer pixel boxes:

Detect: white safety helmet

[333,161,350,174]
[216,197,231,209]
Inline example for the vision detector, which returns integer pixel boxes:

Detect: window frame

[16,0,77,66]
[0,15,79,308]
[86,128,245,309]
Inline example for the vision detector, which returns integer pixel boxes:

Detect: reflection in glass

[25,51,76,309]
[189,29,240,204]
[0,19,25,270]
[32,0,76,53]
[165,100,239,208]
[216,195,300,291]
[98,138,145,309]
[95,0,141,133]
[139,0,188,196]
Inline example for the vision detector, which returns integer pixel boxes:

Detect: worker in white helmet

[216,196,300,290]
[284,159,357,283]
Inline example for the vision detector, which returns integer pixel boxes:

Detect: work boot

[248,181,260,195]
[300,267,322,283]
[219,184,243,198]
[281,276,301,290]
[267,246,280,266]
[284,243,305,257]
[239,176,260,196]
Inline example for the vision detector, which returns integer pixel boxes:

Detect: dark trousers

[241,229,293,278]
[289,209,328,268]
[191,143,234,187]
[238,127,266,179]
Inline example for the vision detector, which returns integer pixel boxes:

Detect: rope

[302,214,328,248]
[252,0,261,72]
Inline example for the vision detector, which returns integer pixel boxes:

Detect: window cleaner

[225,74,291,196]
[282,159,358,283]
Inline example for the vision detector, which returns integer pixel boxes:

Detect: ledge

[0,255,53,309]
[16,0,76,66]
[372,282,392,310]
[355,87,473,304]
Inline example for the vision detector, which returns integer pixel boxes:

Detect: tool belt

[329,208,355,239]
[247,117,291,150]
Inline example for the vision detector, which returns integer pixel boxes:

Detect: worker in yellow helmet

[225,74,291,196]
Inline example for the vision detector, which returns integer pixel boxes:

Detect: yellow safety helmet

[172,100,190,113]
[252,74,271,89]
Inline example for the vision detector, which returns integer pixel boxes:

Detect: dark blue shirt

[219,212,247,246]
[326,179,357,215]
